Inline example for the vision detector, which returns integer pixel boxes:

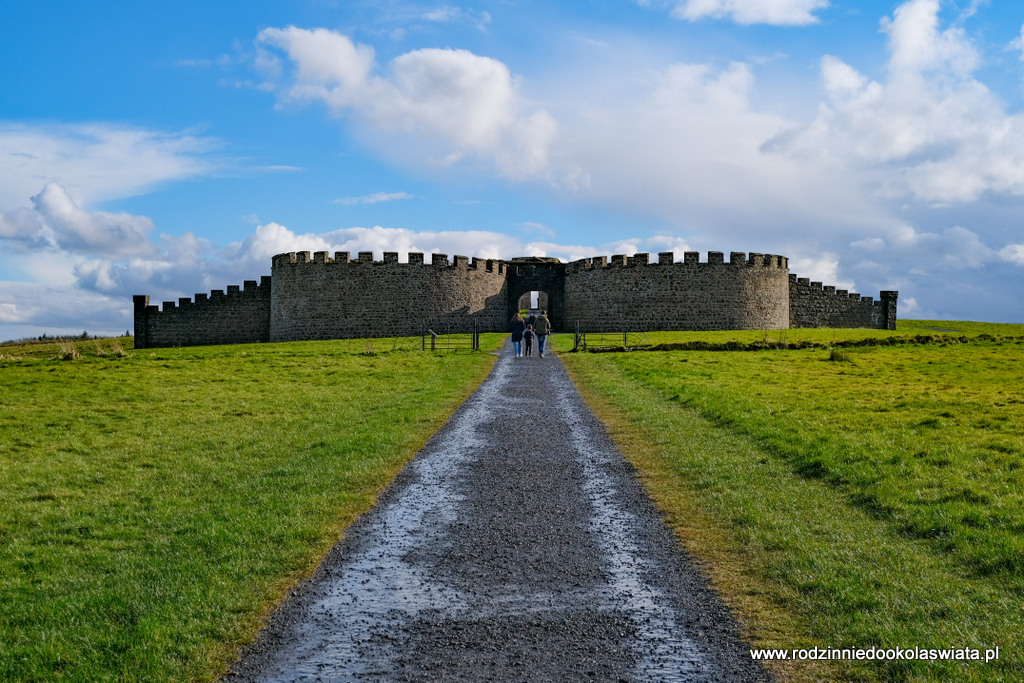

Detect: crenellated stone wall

[133,277,271,348]
[132,248,897,348]
[789,275,898,329]
[563,251,790,332]
[269,251,508,341]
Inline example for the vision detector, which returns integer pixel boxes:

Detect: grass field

[0,335,501,681]
[4,323,1022,681]
[554,321,1024,682]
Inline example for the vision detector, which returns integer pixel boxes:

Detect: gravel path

[227,342,772,682]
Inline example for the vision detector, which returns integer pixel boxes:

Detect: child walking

[524,324,534,357]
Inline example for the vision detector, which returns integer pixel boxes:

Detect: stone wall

[789,275,898,329]
[133,277,271,349]
[133,247,897,348]
[563,251,791,331]
[268,251,509,341]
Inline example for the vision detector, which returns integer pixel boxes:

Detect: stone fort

[132,249,898,348]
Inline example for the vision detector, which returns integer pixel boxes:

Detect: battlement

[133,276,272,314]
[789,274,897,329]
[790,274,873,303]
[133,276,271,348]
[565,251,788,273]
[271,251,508,274]
[134,244,897,347]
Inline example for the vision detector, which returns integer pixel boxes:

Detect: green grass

[554,321,1024,682]
[0,335,502,681]
[570,320,1024,352]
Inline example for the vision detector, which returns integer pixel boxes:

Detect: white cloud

[0,182,156,257]
[333,191,414,205]
[671,0,829,26]
[259,27,375,97]
[422,6,491,30]
[881,0,978,77]
[0,123,216,209]
[768,0,1024,204]
[256,27,559,181]
[553,59,871,243]
[517,222,555,238]
[900,296,921,316]
[998,243,1024,266]
[423,7,461,22]
[0,281,132,338]
[788,252,854,291]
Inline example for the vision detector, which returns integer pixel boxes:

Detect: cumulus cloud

[256,27,559,181]
[552,59,874,245]
[0,182,156,257]
[0,123,215,209]
[767,0,1024,204]
[671,0,829,26]
[788,252,852,290]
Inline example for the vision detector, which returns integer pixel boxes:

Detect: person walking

[509,313,526,358]
[524,324,534,357]
[534,312,551,358]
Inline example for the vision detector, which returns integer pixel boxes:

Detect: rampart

[270,251,508,341]
[132,248,897,348]
[789,276,898,329]
[133,277,271,348]
[564,251,790,331]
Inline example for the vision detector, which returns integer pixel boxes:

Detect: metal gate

[573,322,651,352]
[421,321,480,351]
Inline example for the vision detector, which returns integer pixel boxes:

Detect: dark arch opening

[505,259,566,331]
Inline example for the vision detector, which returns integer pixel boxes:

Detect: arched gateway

[506,257,566,331]
[133,250,897,348]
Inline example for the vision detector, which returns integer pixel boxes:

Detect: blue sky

[3,0,1024,339]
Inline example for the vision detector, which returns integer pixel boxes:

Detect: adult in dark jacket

[509,313,526,358]
[534,313,551,357]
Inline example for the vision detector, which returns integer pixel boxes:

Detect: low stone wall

[789,275,897,329]
[133,278,271,349]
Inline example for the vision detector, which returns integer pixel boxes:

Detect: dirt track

[227,342,771,682]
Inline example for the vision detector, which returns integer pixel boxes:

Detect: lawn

[554,321,1024,682]
[0,335,501,681]
[5,323,1022,682]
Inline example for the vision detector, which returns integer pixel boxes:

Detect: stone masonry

[132,249,897,348]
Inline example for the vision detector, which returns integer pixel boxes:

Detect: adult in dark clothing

[534,313,551,357]
[509,314,526,358]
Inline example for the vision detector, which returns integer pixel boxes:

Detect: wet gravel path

[227,343,772,682]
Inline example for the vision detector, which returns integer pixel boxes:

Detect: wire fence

[572,323,652,352]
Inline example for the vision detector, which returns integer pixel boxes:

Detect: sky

[3,0,1024,340]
